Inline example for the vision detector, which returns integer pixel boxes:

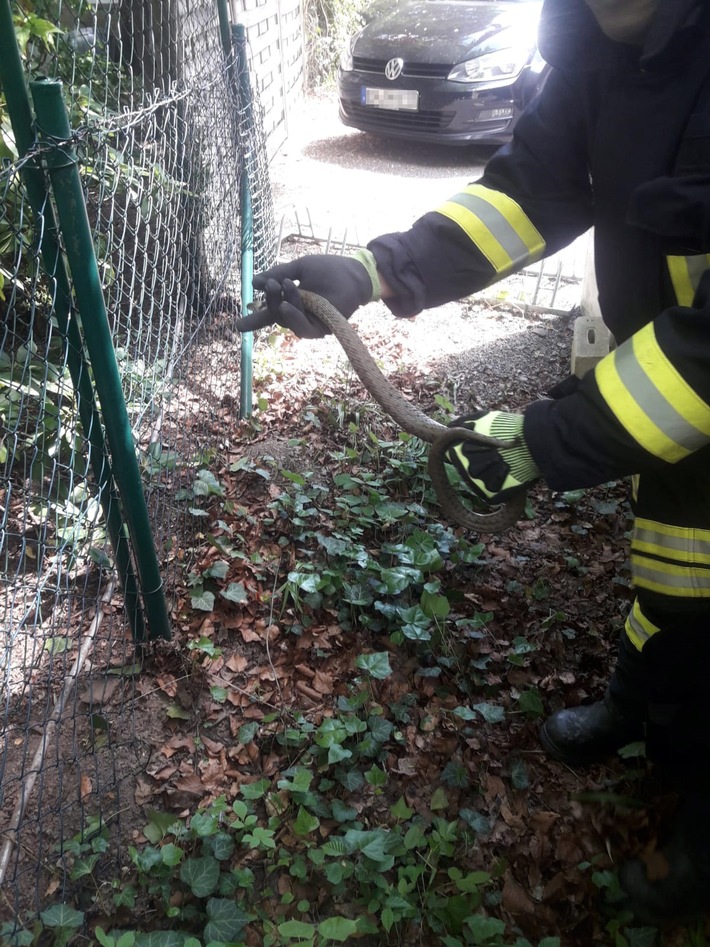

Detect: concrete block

[571,312,612,378]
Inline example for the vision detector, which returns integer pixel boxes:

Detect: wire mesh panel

[0,0,275,925]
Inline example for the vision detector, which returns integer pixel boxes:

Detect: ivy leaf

[160,843,183,867]
[179,856,220,897]
[441,761,469,789]
[365,764,387,787]
[336,769,364,791]
[240,777,270,799]
[193,470,224,496]
[420,589,450,619]
[331,799,358,822]
[203,898,251,943]
[459,809,492,837]
[211,831,235,860]
[220,581,248,603]
[390,796,414,821]
[517,688,545,718]
[466,916,506,940]
[355,652,392,680]
[618,741,647,759]
[190,588,215,612]
[40,905,84,929]
[317,917,359,942]
[473,702,505,723]
[452,706,477,721]
[293,806,320,836]
[132,934,185,947]
[343,829,389,862]
[278,919,316,939]
[328,744,352,765]
[202,560,228,579]
[430,787,448,810]
[238,721,259,744]
[368,716,394,743]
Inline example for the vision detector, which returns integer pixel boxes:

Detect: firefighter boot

[620,793,710,925]
[539,632,646,766]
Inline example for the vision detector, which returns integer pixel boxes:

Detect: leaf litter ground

[126,258,708,947]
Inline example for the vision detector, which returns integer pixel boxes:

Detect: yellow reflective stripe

[667,254,710,307]
[631,555,710,597]
[632,517,710,566]
[436,184,545,279]
[630,474,639,503]
[624,598,660,651]
[595,323,710,462]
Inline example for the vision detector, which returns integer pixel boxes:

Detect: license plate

[362,87,419,111]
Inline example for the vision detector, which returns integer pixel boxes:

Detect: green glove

[446,411,540,504]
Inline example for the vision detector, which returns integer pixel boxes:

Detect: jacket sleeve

[368,68,596,317]
[524,267,710,490]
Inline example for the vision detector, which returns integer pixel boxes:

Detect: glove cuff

[351,248,382,302]
[488,412,540,483]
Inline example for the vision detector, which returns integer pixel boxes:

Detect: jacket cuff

[351,248,381,302]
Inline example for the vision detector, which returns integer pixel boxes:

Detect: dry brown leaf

[78,678,119,705]
[134,776,155,805]
[392,757,418,776]
[155,673,178,697]
[312,670,333,695]
[159,734,196,758]
[226,653,250,673]
[173,773,203,795]
[201,735,224,756]
[502,874,537,915]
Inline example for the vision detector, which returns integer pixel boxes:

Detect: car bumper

[338,69,538,145]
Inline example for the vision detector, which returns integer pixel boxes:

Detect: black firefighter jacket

[367,0,710,495]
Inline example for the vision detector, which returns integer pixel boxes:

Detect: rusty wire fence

[0,0,276,928]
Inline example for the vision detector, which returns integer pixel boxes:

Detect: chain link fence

[1,0,276,925]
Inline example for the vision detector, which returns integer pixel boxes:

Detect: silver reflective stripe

[448,192,531,268]
[614,342,707,452]
[626,608,653,647]
[632,559,710,593]
[633,524,710,563]
[687,254,710,291]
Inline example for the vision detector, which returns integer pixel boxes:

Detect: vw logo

[384,58,404,80]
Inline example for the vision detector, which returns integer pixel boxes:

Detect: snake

[248,290,526,531]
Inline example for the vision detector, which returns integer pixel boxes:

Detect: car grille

[342,102,453,132]
[352,57,450,80]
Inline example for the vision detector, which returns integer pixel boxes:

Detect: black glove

[235,250,381,339]
[446,411,541,504]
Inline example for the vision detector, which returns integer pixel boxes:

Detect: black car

[338,0,548,145]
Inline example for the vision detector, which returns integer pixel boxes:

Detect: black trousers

[613,455,710,788]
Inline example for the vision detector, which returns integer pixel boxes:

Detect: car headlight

[447,46,532,83]
[340,34,357,71]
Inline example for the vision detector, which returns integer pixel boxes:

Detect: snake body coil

[254,291,526,531]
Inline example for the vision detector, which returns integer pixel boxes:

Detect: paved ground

[268,90,590,312]
[270,90,496,245]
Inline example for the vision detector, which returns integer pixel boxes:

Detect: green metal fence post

[0,0,145,640]
[29,77,172,642]
[216,5,255,420]
[216,0,233,73]
[233,22,254,420]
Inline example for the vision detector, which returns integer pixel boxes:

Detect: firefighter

[237,0,710,924]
